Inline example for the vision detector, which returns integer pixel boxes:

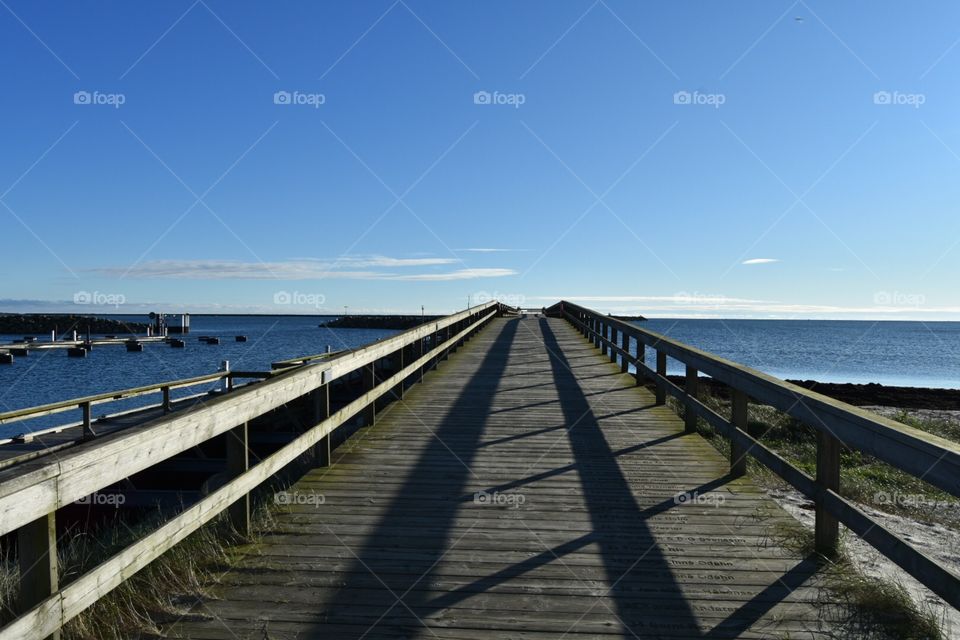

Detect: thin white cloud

[742,258,780,265]
[86,257,515,281]
[457,247,514,253]
[388,268,517,281]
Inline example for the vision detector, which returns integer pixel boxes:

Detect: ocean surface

[1,315,958,437]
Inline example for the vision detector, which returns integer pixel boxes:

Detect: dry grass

[0,498,277,639]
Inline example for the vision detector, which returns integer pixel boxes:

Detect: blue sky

[1,1,959,318]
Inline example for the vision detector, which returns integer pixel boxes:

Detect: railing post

[17,513,60,640]
[363,362,376,426]
[162,385,171,413]
[393,347,405,400]
[600,321,608,356]
[815,430,841,556]
[608,326,617,363]
[418,336,425,383]
[226,421,250,536]
[314,384,330,467]
[593,318,600,348]
[81,400,94,439]
[684,365,698,433]
[655,351,667,405]
[620,331,629,373]
[635,340,645,385]
[730,389,748,477]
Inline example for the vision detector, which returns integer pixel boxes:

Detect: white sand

[767,406,960,636]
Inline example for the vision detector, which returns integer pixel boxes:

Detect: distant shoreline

[667,375,960,410]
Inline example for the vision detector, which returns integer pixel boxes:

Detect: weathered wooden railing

[0,369,270,446]
[550,301,960,611]
[271,348,346,370]
[0,301,503,640]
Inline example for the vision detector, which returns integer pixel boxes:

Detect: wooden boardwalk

[167,316,835,639]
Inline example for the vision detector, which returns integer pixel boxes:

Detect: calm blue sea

[0,315,397,437]
[0,316,957,437]
[638,318,960,390]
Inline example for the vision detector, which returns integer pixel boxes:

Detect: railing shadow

[538,318,705,637]
[304,318,520,637]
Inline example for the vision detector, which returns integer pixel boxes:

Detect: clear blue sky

[2,1,959,318]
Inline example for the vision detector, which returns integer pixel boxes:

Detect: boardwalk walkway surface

[167,316,835,639]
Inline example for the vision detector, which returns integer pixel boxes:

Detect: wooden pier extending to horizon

[0,301,958,639]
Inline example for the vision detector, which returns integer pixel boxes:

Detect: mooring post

[314,384,331,467]
[363,362,376,426]
[18,513,60,640]
[81,401,94,439]
[730,389,748,477]
[815,430,841,556]
[655,351,667,405]
[684,365,698,433]
[226,421,250,536]
[162,385,172,413]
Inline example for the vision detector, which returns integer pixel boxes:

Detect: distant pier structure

[150,312,190,335]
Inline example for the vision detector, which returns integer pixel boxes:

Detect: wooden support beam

[417,337,425,383]
[635,342,645,385]
[17,513,60,640]
[655,351,667,405]
[313,385,330,467]
[226,422,250,537]
[620,331,629,372]
[684,366,698,433]
[815,431,841,556]
[393,347,405,400]
[730,389,748,477]
[162,386,172,413]
[362,363,376,426]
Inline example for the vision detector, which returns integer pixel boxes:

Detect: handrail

[271,349,346,370]
[559,300,960,611]
[0,372,231,426]
[0,301,503,640]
